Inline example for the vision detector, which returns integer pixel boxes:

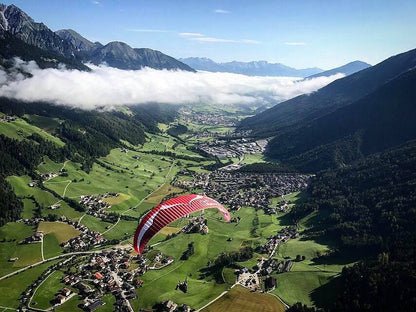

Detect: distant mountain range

[0,3,193,71]
[239,48,416,171]
[179,57,371,78]
[179,57,322,77]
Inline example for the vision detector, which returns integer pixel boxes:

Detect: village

[236,225,299,292]
[197,138,267,159]
[179,109,237,127]
[176,171,311,212]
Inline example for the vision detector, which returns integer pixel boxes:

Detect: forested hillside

[0,98,179,225]
[264,66,416,172]
[288,141,416,311]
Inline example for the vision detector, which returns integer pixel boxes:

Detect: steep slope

[89,42,195,71]
[55,29,102,53]
[0,28,89,70]
[239,48,416,136]
[179,57,322,77]
[266,66,416,172]
[288,141,416,311]
[0,4,76,58]
[307,60,371,78]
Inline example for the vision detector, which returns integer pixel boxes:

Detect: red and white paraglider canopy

[133,194,230,254]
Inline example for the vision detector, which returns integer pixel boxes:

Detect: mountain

[0,4,76,58]
[240,48,416,136]
[307,60,371,78]
[0,4,194,72]
[55,29,102,53]
[267,66,416,172]
[89,42,195,71]
[0,28,89,70]
[239,48,416,172]
[179,57,322,77]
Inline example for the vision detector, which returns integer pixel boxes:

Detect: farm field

[201,285,285,312]
[0,116,65,146]
[0,260,60,309]
[30,270,65,310]
[0,222,42,275]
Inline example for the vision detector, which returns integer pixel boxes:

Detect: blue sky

[4,0,416,69]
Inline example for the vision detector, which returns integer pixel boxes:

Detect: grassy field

[241,153,266,165]
[201,285,285,312]
[271,271,338,307]
[0,260,60,308]
[0,222,42,276]
[0,117,64,146]
[30,270,65,310]
[55,295,83,312]
[7,175,84,221]
[38,222,80,243]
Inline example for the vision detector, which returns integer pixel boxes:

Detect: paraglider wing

[133,194,230,254]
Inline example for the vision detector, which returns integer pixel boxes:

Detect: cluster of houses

[58,216,106,251]
[198,138,266,159]
[79,193,118,217]
[148,252,174,270]
[156,300,194,312]
[59,248,148,311]
[181,215,209,235]
[177,171,310,213]
[39,172,58,180]
[257,226,299,257]
[180,109,237,127]
[23,231,43,244]
[176,172,305,212]
[237,268,261,291]
[0,114,16,122]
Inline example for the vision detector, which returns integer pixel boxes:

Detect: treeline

[288,141,416,311]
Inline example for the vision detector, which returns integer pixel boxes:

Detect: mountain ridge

[0,3,194,71]
[307,60,371,78]
[179,57,322,77]
[239,47,416,135]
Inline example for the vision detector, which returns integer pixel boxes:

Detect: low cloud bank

[0,59,344,110]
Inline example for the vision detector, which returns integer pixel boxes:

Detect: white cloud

[179,32,204,37]
[241,39,261,44]
[191,37,237,43]
[0,59,343,110]
[284,42,306,46]
[214,9,229,14]
[92,1,100,5]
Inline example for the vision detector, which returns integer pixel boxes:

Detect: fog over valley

[0,58,343,109]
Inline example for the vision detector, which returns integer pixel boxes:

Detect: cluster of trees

[167,124,188,138]
[289,141,416,311]
[180,242,195,260]
[199,246,254,282]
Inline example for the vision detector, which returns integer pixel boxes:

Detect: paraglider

[133,194,230,254]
